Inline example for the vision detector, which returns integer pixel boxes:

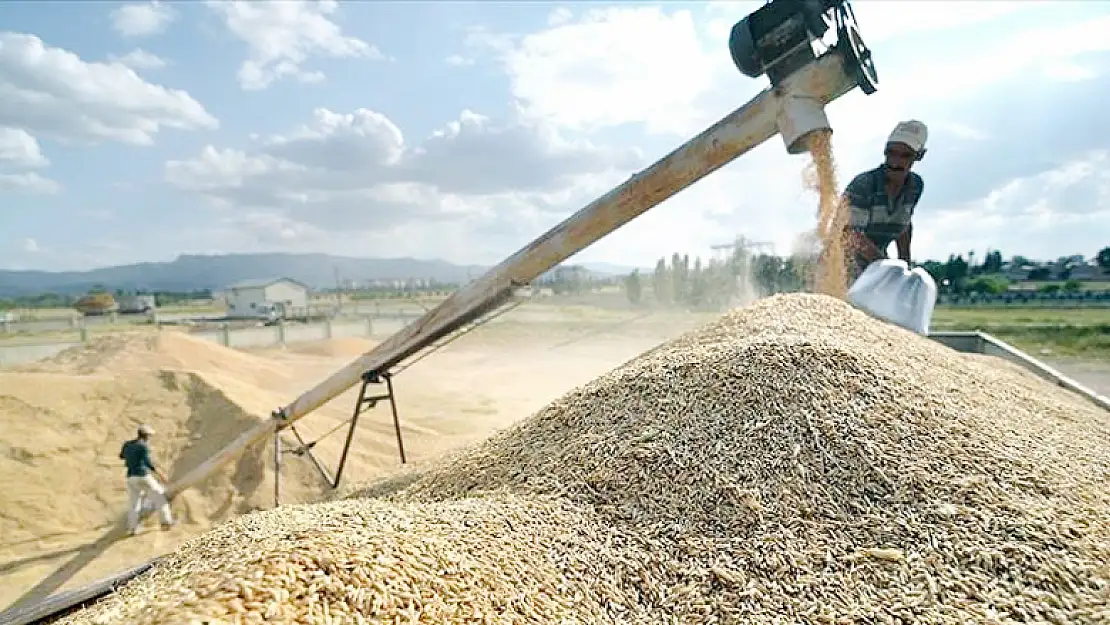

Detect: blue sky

[2,0,1109,272]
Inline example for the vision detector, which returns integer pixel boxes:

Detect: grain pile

[0,331,325,607]
[283,337,379,359]
[57,294,1110,625]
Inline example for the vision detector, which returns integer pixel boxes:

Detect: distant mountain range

[0,253,646,297]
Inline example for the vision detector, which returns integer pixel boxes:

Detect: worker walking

[119,424,174,535]
[840,120,928,284]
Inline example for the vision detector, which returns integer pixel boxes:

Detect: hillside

[0,253,646,297]
[0,253,488,297]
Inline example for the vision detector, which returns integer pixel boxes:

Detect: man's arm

[896,224,912,263]
[841,174,883,261]
[896,175,923,264]
[143,447,169,483]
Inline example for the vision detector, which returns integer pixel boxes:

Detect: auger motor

[728,0,878,93]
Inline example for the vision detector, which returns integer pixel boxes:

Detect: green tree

[670,253,685,304]
[920,260,946,287]
[982,250,1003,274]
[651,258,671,306]
[1062,279,1082,293]
[1097,247,1110,271]
[753,254,783,294]
[943,255,969,285]
[1028,267,1052,281]
[624,270,643,305]
[687,257,708,307]
[968,276,1009,295]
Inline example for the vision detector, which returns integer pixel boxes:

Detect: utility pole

[333,266,343,316]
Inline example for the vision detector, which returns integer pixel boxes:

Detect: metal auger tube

[161,48,865,503]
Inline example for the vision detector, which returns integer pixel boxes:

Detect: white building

[224,278,310,319]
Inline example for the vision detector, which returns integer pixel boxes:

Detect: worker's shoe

[127,527,139,537]
[160,521,175,531]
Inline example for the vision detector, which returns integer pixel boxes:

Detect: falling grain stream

[805,129,850,299]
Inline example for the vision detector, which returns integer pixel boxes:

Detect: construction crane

[711,237,775,262]
[161,0,881,505]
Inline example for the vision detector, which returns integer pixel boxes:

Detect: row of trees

[620,242,1110,308]
[0,288,214,310]
[6,246,1108,312]
[624,242,815,310]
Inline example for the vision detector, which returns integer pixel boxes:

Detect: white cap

[887,120,928,153]
[138,424,154,437]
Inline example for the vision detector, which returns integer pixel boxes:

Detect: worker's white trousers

[126,475,173,530]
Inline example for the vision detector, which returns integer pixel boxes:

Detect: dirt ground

[1048,359,1110,398]
[0,312,709,612]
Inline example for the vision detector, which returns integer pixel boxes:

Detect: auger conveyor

[1,2,883,621]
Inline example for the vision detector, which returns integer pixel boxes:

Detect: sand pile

[0,371,278,544]
[284,337,378,359]
[24,331,296,389]
[56,294,1110,624]
[19,330,307,422]
[0,331,325,606]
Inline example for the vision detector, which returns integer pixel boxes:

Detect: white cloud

[22,238,39,253]
[164,107,642,260]
[445,54,474,67]
[837,1,1045,45]
[500,6,719,136]
[0,127,47,168]
[917,150,1110,260]
[0,172,60,194]
[205,0,383,91]
[8,1,1110,270]
[0,32,217,146]
[111,1,177,38]
[109,48,168,71]
[547,7,574,27]
[0,127,59,194]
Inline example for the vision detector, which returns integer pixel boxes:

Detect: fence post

[365,316,373,338]
[325,318,333,339]
[79,323,89,342]
[278,319,287,346]
[221,323,231,347]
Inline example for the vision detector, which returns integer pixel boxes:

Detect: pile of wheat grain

[65,495,665,625]
[57,293,1110,625]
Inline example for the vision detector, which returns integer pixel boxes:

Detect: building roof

[225,277,310,291]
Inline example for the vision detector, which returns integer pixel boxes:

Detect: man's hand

[846,230,883,262]
[896,225,913,264]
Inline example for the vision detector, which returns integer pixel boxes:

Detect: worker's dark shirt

[119,439,156,478]
[843,165,924,272]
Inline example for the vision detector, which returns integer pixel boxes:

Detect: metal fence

[0,316,412,369]
[938,291,1110,307]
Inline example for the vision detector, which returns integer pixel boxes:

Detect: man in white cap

[119,424,174,535]
[839,120,928,284]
